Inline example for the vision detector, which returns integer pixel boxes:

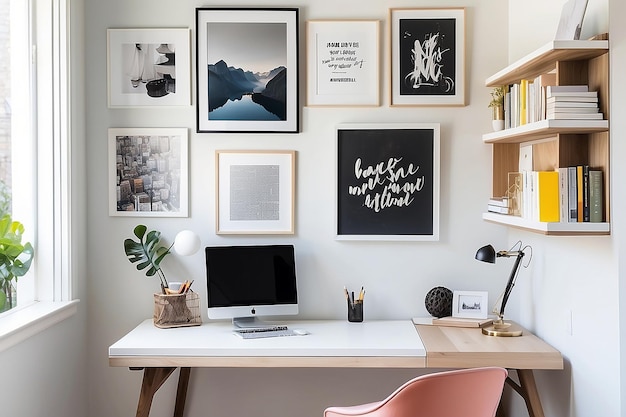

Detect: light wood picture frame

[196,8,300,133]
[216,150,295,234]
[306,20,380,106]
[336,123,440,241]
[389,8,465,106]
[107,28,191,107]
[108,128,189,217]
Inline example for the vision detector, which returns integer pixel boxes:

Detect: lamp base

[482,320,523,337]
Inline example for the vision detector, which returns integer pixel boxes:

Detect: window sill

[0,300,80,353]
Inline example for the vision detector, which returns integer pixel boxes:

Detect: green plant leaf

[123,225,170,286]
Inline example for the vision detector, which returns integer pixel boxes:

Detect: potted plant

[0,216,34,312]
[0,181,34,313]
[488,86,506,131]
[123,224,173,294]
[124,225,202,328]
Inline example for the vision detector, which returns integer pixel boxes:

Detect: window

[0,0,77,350]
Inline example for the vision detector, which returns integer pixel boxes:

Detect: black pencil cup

[347,300,363,322]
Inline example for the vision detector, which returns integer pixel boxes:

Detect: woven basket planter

[153,291,202,328]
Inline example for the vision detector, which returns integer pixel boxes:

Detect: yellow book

[519,79,528,125]
[577,166,583,222]
[537,171,559,222]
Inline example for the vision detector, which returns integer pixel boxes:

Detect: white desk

[109,319,426,368]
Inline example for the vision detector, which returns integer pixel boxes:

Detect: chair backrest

[325,367,507,417]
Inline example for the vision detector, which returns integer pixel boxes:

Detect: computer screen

[205,244,298,327]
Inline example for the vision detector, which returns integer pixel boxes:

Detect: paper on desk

[411,317,434,325]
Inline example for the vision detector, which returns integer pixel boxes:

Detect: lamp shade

[173,230,201,256]
[475,244,496,263]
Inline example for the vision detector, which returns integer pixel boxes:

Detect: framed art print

[452,291,489,319]
[389,8,465,106]
[306,20,380,106]
[196,8,299,133]
[216,150,295,234]
[107,28,191,107]
[108,128,189,217]
[336,123,440,241]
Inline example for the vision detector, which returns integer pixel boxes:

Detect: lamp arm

[498,252,524,318]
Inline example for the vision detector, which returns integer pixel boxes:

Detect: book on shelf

[487,204,511,215]
[582,165,590,222]
[545,85,589,95]
[545,104,599,113]
[576,166,584,222]
[488,197,509,208]
[546,112,603,120]
[589,170,604,223]
[536,171,560,222]
[546,95,598,103]
[431,316,494,328]
[546,100,598,108]
[568,166,578,222]
[558,167,569,223]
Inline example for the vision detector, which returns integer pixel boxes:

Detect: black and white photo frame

[107,28,191,107]
[196,8,300,133]
[389,8,465,106]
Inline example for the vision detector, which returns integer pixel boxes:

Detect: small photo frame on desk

[452,291,488,319]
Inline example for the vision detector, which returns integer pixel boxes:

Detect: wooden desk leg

[135,367,177,417]
[505,369,545,417]
[173,367,191,417]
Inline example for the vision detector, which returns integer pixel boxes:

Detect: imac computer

[205,244,298,328]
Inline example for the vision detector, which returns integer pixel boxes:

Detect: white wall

[79,1,623,417]
[506,1,619,417]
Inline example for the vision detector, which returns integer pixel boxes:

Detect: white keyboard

[233,326,297,339]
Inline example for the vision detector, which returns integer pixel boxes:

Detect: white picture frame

[452,291,489,319]
[306,20,380,107]
[389,8,465,106]
[107,28,191,107]
[216,150,295,234]
[108,128,189,217]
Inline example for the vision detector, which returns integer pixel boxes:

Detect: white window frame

[0,0,78,353]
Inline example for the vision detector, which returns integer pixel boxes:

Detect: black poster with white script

[337,126,439,240]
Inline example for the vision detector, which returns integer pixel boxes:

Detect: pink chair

[324,367,507,417]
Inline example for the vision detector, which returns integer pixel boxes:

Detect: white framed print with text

[306,20,380,106]
[452,291,489,319]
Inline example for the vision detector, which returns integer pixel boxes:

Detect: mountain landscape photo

[207,60,287,120]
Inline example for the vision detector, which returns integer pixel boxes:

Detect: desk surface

[415,323,563,370]
[109,319,563,371]
[109,320,426,368]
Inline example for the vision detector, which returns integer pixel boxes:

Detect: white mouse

[293,328,309,335]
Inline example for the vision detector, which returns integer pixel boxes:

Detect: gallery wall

[83,1,620,417]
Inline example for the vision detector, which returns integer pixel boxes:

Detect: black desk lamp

[475,242,530,337]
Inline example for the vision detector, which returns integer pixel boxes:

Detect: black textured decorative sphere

[424,286,453,318]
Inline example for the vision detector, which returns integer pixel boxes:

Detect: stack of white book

[546,85,603,120]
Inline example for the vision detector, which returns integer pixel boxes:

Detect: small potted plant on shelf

[123,225,202,328]
[488,86,506,131]
[0,181,34,313]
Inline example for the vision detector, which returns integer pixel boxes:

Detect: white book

[487,204,511,215]
[488,197,509,208]
[546,100,598,108]
[547,90,597,98]
[545,105,599,113]
[546,85,588,95]
[546,95,598,103]
[546,112,604,120]
[558,168,569,223]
